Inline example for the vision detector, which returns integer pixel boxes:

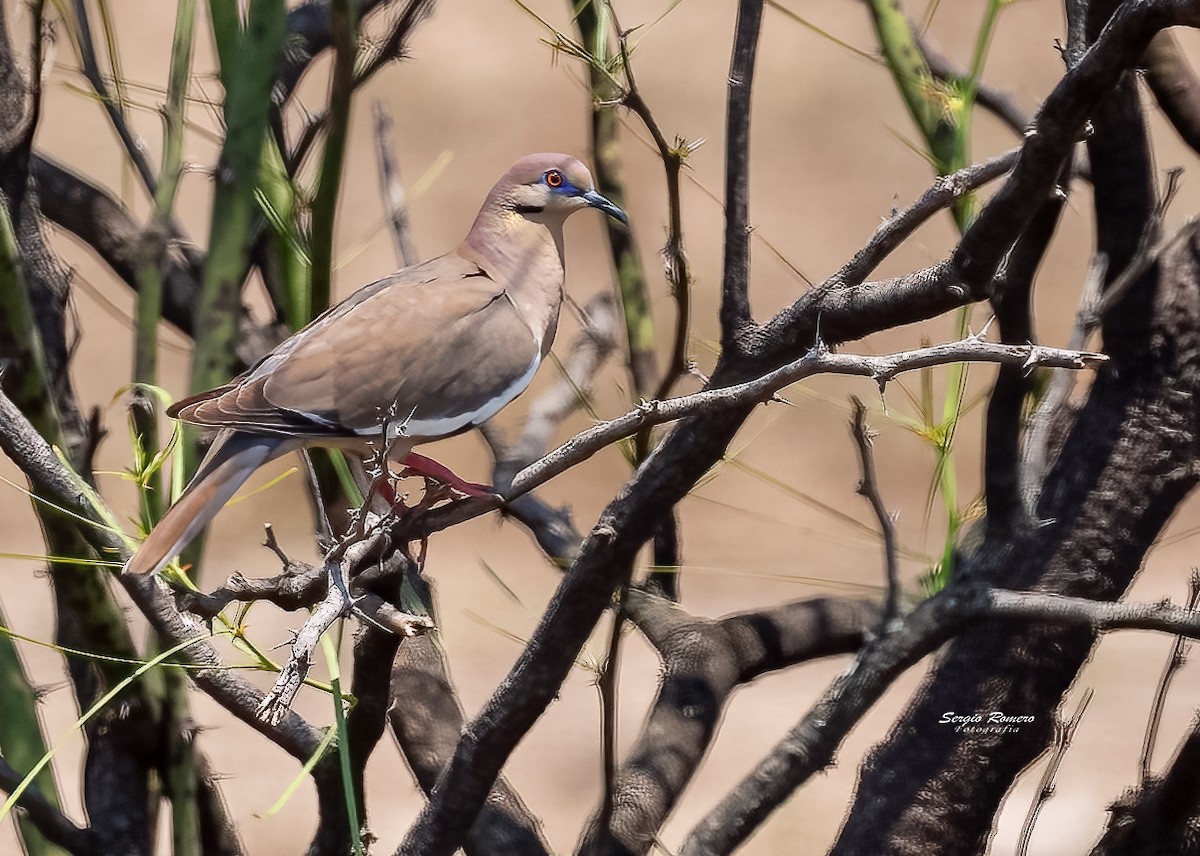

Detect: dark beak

[581,189,628,224]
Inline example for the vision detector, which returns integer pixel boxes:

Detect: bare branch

[256,523,433,725]
[683,586,1200,855]
[1144,31,1200,157]
[719,0,763,347]
[832,148,1018,289]
[288,0,435,173]
[849,398,899,623]
[577,593,878,855]
[0,755,97,855]
[1016,689,1095,856]
[389,630,553,855]
[400,337,1107,545]
[985,172,1068,534]
[1139,570,1200,779]
[0,389,325,761]
[372,101,418,267]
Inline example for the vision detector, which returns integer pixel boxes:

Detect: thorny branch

[849,398,900,624]
[682,587,1200,855]
[0,755,97,855]
[255,519,433,725]
[0,398,316,755]
[399,336,1107,543]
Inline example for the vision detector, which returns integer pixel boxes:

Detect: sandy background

[4,0,1200,852]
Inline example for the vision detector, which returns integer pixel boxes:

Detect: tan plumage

[125,153,626,576]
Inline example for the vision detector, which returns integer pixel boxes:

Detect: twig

[610,7,694,401]
[501,339,1106,504]
[372,101,418,267]
[1024,210,1198,496]
[255,522,432,724]
[1139,570,1200,780]
[849,398,900,624]
[288,0,435,174]
[0,755,97,855]
[833,147,1018,288]
[182,565,328,621]
[1015,688,1095,856]
[69,0,158,195]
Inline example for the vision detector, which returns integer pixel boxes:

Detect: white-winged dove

[125,153,626,576]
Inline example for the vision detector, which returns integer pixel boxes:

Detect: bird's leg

[372,477,411,514]
[397,452,496,499]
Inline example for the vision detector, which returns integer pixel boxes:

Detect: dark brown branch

[683,586,1200,855]
[576,593,878,856]
[394,8,1200,851]
[828,223,1200,853]
[31,156,201,335]
[0,390,324,761]
[984,174,1067,534]
[719,0,763,348]
[1144,30,1200,157]
[277,0,390,102]
[181,563,326,620]
[1092,717,1200,855]
[390,627,553,856]
[0,755,97,855]
[832,148,1018,289]
[952,1,1195,305]
[288,0,435,174]
[849,398,899,623]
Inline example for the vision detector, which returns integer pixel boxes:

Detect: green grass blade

[320,632,363,855]
[0,632,218,824]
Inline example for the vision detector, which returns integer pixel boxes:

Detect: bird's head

[496,153,628,225]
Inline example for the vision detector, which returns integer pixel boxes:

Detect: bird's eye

[545,170,564,188]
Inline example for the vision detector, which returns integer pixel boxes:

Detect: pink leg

[398,452,496,499]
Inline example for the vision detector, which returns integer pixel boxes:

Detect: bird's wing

[171,252,544,438]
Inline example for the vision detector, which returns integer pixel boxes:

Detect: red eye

[545,170,563,188]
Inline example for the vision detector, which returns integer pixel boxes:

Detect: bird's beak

[581,189,628,224]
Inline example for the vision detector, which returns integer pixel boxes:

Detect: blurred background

[3,0,1200,852]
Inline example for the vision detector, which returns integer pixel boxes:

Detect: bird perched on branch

[125,153,627,577]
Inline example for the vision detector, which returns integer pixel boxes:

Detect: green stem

[308,0,357,318]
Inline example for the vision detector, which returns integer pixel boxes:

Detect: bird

[124,153,627,576]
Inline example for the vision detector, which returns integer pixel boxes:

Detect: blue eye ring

[545,169,564,188]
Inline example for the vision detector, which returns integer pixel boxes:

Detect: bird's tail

[124,431,287,576]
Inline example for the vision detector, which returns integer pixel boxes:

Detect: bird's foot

[396,452,497,499]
